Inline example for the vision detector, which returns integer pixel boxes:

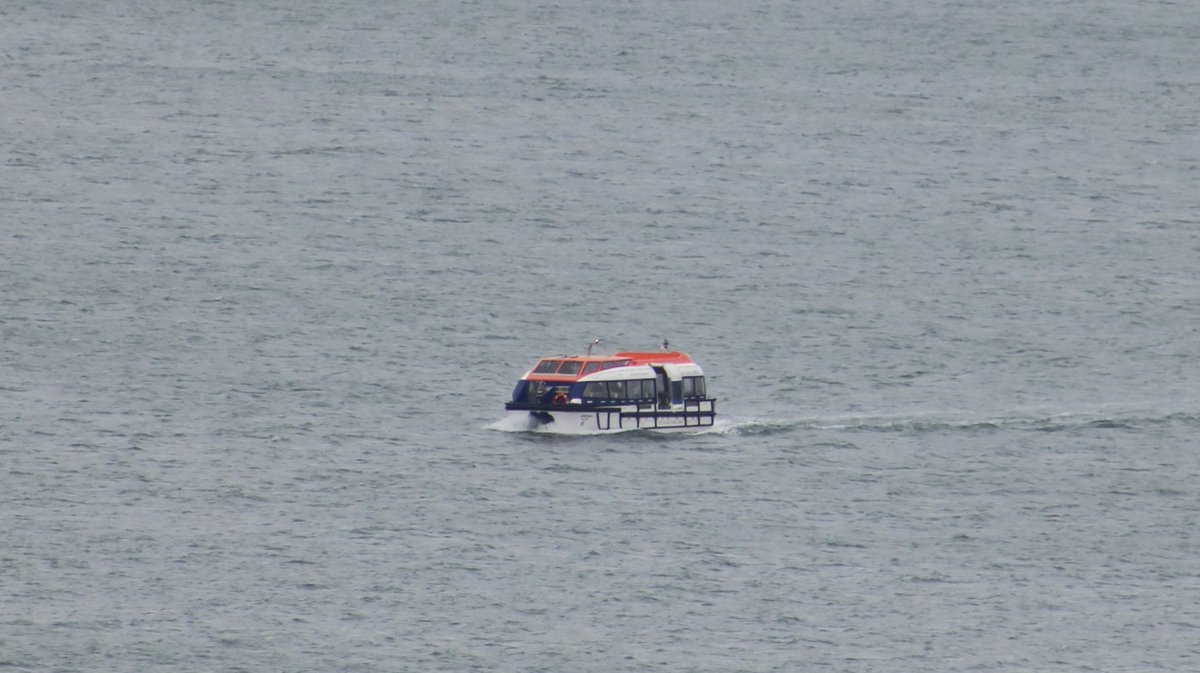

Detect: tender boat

[504,340,716,433]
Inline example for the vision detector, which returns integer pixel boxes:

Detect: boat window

[534,359,561,374]
[679,376,706,398]
[601,359,631,370]
[582,362,602,375]
[606,381,626,399]
[558,360,582,376]
[630,379,653,399]
[582,382,607,400]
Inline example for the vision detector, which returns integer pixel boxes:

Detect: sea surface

[3,1,1199,671]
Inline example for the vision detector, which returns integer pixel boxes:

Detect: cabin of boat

[505,349,716,432]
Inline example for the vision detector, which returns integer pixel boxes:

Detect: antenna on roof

[586,337,602,356]
[661,338,669,351]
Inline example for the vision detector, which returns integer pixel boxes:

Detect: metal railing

[618,398,716,429]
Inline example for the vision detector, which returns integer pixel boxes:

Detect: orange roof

[524,351,695,382]
[614,351,694,365]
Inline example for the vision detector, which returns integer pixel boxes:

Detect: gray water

[3,1,1199,671]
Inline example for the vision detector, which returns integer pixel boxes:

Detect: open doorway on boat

[652,366,670,409]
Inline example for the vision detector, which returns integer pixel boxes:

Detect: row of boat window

[582,379,654,401]
[534,358,632,376]
[581,376,707,401]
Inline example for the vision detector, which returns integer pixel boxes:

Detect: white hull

[505,403,716,435]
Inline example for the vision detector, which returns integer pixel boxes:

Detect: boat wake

[485,414,546,433]
[707,407,1200,437]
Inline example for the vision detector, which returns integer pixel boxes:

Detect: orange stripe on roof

[614,351,694,365]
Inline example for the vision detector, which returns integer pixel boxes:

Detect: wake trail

[708,406,1200,437]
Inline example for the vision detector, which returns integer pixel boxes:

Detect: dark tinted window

[680,376,707,398]
[558,361,582,375]
[534,359,561,374]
